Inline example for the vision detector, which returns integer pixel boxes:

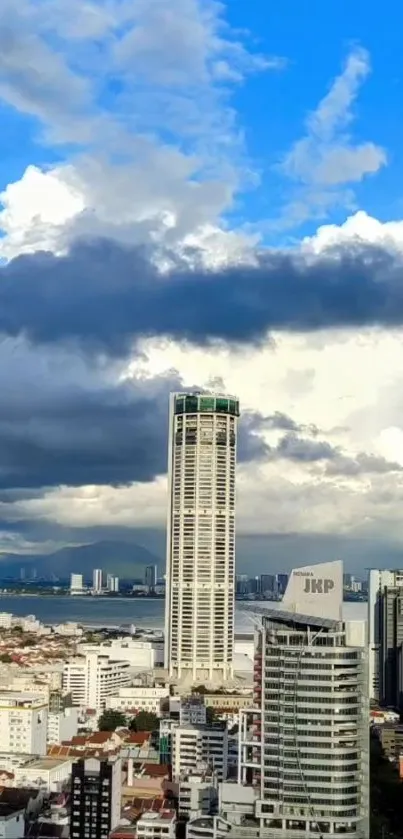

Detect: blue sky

[0,0,400,242]
[227,0,402,232]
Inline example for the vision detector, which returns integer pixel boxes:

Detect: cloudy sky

[0,0,403,574]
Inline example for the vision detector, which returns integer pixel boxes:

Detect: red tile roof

[141,764,169,777]
[68,736,87,746]
[87,731,114,744]
[126,732,151,744]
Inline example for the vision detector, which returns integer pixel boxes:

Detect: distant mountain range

[0,540,163,581]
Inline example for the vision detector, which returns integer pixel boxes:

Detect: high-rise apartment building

[93,568,103,593]
[164,392,239,683]
[368,569,403,703]
[106,574,119,593]
[172,723,229,782]
[63,653,131,710]
[70,573,83,594]
[70,756,121,839]
[238,561,369,839]
[276,572,289,595]
[145,565,157,589]
[260,574,276,595]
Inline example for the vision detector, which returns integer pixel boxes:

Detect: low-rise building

[371,708,400,725]
[179,769,218,818]
[186,785,258,839]
[123,760,169,800]
[106,686,168,716]
[0,693,48,756]
[13,756,72,792]
[78,638,164,670]
[0,804,25,838]
[380,723,403,760]
[0,614,13,630]
[53,623,83,637]
[180,699,207,726]
[203,693,253,712]
[136,809,176,839]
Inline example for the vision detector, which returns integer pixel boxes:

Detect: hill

[0,539,162,581]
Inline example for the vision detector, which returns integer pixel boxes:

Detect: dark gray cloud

[258,411,319,435]
[277,432,403,475]
[242,415,403,475]
[0,347,267,491]
[0,369,180,489]
[0,240,403,355]
[325,451,403,477]
[276,433,335,462]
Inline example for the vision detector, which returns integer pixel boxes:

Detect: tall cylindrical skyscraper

[164,392,239,683]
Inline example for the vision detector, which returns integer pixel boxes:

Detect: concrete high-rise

[70,573,83,594]
[92,568,103,593]
[70,756,121,839]
[164,392,239,683]
[145,564,157,589]
[238,561,369,839]
[368,568,403,706]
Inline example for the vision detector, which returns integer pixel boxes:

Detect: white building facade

[70,574,84,594]
[172,724,228,782]
[62,654,131,710]
[178,769,218,818]
[164,392,239,683]
[78,638,164,670]
[14,757,72,792]
[106,685,168,715]
[136,810,176,839]
[0,614,12,629]
[0,693,48,756]
[47,707,79,745]
[92,568,103,593]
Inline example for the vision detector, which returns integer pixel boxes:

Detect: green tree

[205,707,220,726]
[191,684,208,695]
[98,709,127,731]
[129,711,159,732]
[0,653,12,663]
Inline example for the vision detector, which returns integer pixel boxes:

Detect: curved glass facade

[239,614,369,838]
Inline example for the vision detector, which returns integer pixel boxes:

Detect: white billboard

[282,559,343,621]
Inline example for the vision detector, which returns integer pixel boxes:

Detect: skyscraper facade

[368,568,403,703]
[239,561,369,839]
[93,568,103,593]
[164,392,239,683]
[145,564,157,589]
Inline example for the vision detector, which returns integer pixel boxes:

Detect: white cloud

[0,165,84,258]
[279,48,387,225]
[0,0,279,260]
[304,210,403,254]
